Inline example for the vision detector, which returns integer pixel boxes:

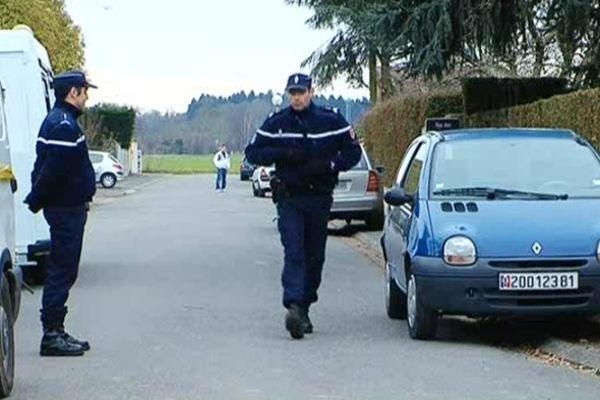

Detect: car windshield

[431,136,600,199]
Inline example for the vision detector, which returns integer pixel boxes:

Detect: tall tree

[291,0,600,90]
[0,0,84,72]
[286,0,401,103]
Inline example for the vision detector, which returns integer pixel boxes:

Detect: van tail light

[367,170,379,192]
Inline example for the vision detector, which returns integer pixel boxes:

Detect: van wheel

[0,278,14,398]
[364,209,384,231]
[100,173,117,189]
[3,271,20,323]
[385,262,406,319]
[406,271,438,340]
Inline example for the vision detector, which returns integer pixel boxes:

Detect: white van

[0,26,53,283]
[0,79,21,399]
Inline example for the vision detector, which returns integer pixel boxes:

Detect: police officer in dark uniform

[245,73,361,339]
[25,71,97,356]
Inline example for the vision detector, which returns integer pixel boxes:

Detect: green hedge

[362,91,463,185]
[462,77,569,115]
[465,88,600,146]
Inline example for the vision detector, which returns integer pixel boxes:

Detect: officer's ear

[66,86,79,99]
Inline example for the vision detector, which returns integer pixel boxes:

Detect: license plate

[335,180,350,191]
[498,272,579,291]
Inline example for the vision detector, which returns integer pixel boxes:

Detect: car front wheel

[100,173,117,189]
[407,271,438,340]
[385,262,406,319]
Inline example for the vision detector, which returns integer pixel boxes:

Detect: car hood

[429,199,600,258]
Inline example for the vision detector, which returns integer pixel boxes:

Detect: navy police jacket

[25,101,96,210]
[245,102,362,195]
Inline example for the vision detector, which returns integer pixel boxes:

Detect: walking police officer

[245,73,361,339]
[25,71,97,356]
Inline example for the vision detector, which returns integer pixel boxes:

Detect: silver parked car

[251,165,275,197]
[89,150,124,189]
[331,145,385,230]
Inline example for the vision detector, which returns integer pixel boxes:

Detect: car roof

[428,128,577,142]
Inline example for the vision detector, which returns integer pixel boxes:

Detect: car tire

[0,278,14,398]
[385,262,406,319]
[252,182,260,197]
[364,209,384,231]
[406,270,438,340]
[100,173,117,189]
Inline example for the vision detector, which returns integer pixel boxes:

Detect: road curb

[538,338,600,371]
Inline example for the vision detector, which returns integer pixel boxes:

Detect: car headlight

[443,236,477,266]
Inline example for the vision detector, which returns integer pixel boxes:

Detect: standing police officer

[245,73,361,339]
[25,71,97,356]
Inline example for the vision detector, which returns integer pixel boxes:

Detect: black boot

[60,330,90,351]
[285,304,305,339]
[301,307,313,334]
[40,331,84,357]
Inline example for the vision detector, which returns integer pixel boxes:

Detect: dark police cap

[53,70,98,89]
[285,73,312,92]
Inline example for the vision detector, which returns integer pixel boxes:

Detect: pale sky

[64,0,369,113]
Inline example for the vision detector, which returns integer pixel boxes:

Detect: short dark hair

[54,85,84,101]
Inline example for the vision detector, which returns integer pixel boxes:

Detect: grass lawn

[143,153,242,174]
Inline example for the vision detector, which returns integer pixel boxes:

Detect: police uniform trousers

[277,193,333,308]
[41,205,87,331]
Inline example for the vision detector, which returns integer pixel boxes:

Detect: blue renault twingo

[381,128,600,340]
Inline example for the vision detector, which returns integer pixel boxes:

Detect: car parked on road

[89,150,124,189]
[0,79,22,398]
[382,128,600,340]
[330,144,385,230]
[240,156,255,181]
[251,165,275,197]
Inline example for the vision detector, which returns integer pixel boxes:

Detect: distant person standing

[213,144,230,192]
[24,71,97,356]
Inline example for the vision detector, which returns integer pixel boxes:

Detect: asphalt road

[11,175,600,399]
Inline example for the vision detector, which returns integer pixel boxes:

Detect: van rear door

[0,82,15,257]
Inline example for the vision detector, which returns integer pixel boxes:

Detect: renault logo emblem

[532,242,543,255]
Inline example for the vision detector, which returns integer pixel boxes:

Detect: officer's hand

[26,201,42,214]
[24,194,42,214]
[304,158,333,176]
[283,148,308,165]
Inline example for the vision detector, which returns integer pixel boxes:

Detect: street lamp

[272,93,283,112]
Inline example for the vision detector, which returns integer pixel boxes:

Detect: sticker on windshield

[593,179,600,186]
[435,183,445,189]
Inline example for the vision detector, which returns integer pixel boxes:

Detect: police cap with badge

[53,70,98,90]
[286,73,312,92]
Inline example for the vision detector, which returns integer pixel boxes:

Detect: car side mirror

[375,165,386,175]
[384,187,414,206]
